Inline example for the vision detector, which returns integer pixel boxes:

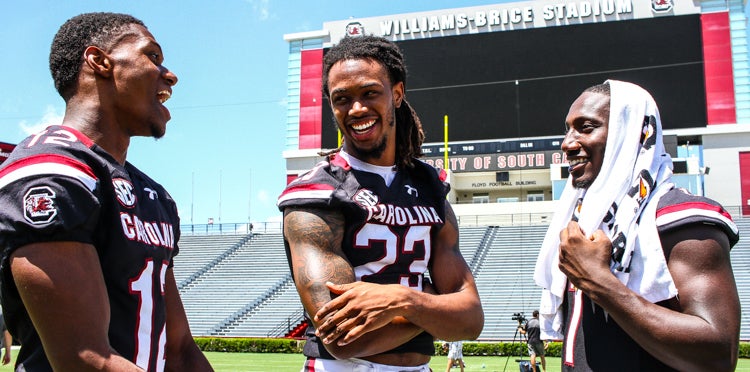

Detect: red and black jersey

[0,125,180,372]
[560,188,739,372]
[278,153,450,359]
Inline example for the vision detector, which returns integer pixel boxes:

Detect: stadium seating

[176,218,750,341]
[173,234,251,287]
[177,233,291,336]
[473,225,547,341]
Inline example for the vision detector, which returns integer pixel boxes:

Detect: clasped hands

[314,281,414,346]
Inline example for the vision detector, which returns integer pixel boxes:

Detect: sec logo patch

[113,178,137,208]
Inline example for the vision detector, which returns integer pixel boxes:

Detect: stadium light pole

[253,169,256,224]
[444,115,448,170]
[218,169,222,224]
[191,171,194,225]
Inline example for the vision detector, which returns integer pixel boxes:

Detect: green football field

[0,350,748,371]
[202,352,750,372]
[204,352,556,371]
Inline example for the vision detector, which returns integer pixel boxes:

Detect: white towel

[533,80,678,340]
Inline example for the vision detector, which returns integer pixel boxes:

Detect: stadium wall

[282,0,750,218]
[700,125,750,211]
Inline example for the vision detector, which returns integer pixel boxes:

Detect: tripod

[502,320,528,372]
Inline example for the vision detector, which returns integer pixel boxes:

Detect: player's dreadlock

[320,35,425,169]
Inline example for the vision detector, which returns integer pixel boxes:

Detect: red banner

[0,142,16,165]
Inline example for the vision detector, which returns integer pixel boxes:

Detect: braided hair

[321,35,424,169]
[50,12,145,100]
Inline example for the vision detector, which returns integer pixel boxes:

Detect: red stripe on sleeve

[0,153,97,180]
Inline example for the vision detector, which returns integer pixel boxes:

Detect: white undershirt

[339,150,397,187]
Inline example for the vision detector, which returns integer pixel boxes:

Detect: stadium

[271,0,750,342]
[1,0,749,347]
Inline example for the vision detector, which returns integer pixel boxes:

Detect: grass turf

[0,351,747,371]
[203,352,555,371]
[201,352,750,372]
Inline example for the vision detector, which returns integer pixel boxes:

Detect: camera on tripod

[512,312,527,325]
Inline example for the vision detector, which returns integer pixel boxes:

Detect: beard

[573,179,591,189]
[351,133,389,160]
[150,122,166,139]
[340,106,396,162]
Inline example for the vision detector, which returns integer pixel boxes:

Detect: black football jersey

[0,125,180,372]
[278,153,450,359]
[560,188,739,371]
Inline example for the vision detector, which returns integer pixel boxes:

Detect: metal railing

[267,307,305,338]
[178,205,747,235]
[180,221,282,236]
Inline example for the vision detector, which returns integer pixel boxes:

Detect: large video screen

[321,14,706,148]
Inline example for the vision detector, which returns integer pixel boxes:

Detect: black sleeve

[0,174,101,253]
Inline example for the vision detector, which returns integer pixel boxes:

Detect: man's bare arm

[314,202,484,344]
[284,207,423,360]
[403,201,484,340]
[11,242,144,371]
[559,222,739,371]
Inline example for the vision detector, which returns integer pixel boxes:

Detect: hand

[314,281,413,346]
[2,350,10,365]
[557,221,613,292]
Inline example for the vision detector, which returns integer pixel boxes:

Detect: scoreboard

[321,13,707,148]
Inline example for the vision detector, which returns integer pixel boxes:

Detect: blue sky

[1,0,509,226]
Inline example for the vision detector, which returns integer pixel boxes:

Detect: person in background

[0,12,212,371]
[444,340,465,372]
[534,80,740,371]
[518,310,546,372]
[278,34,483,371]
[0,311,11,365]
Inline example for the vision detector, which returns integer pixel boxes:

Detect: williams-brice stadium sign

[324,0,698,43]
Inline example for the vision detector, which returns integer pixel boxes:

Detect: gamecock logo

[651,0,673,13]
[346,22,365,37]
[24,186,57,224]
